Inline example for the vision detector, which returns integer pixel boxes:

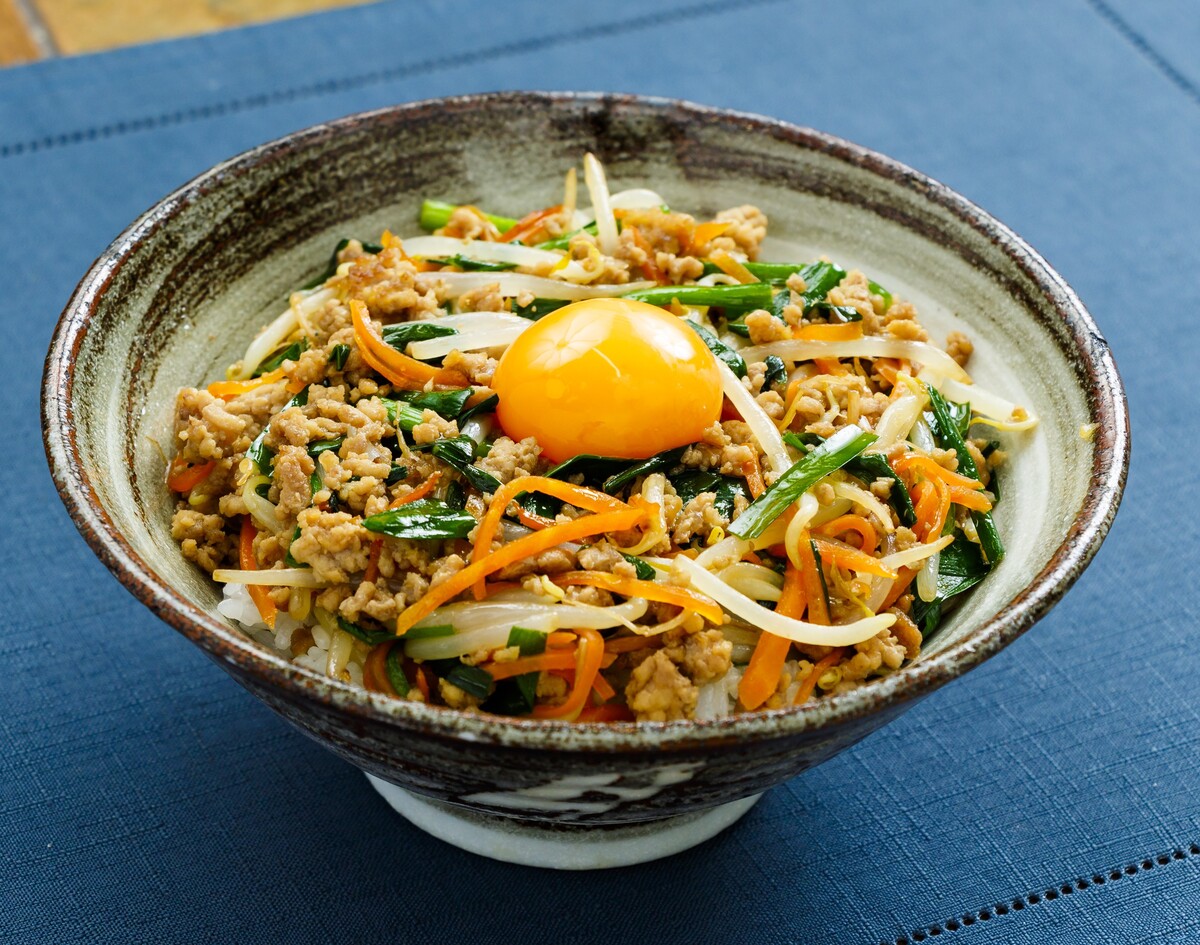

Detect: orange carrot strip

[532,628,605,720]
[350,299,470,390]
[591,672,617,702]
[813,536,897,579]
[547,631,577,648]
[498,204,562,244]
[363,539,384,585]
[239,517,276,630]
[797,530,829,625]
[486,649,578,681]
[167,458,214,493]
[893,453,985,491]
[207,367,287,400]
[689,220,732,254]
[471,475,630,598]
[795,322,864,342]
[881,567,918,611]
[389,470,441,509]
[738,561,806,710]
[947,485,993,512]
[794,648,845,705]
[577,703,635,722]
[515,505,556,530]
[480,581,524,599]
[815,514,878,553]
[363,642,396,695]
[414,665,432,701]
[742,455,766,499]
[926,479,952,541]
[551,571,724,625]
[813,357,847,376]
[396,508,646,635]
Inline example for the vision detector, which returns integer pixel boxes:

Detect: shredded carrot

[946,485,993,512]
[795,322,864,342]
[363,539,384,585]
[625,226,664,284]
[515,505,556,530]
[577,703,635,722]
[487,649,578,680]
[239,516,276,630]
[794,648,845,705]
[551,571,725,625]
[363,641,395,695]
[350,298,470,390]
[812,536,898,579]
[738,560,805,710]
[167,457,214,493]
[742,455,766,499]
[546,631,577,648]
[880,567,918,611]
[591,671,617,702]
[207,367,287,400]
[874,357,911,388]
[498,204,562,244]
[688,220,732,255]
[815,514,878,553]
[396,508,646,635]
[910,478,951,542]
[813,357,847,376]
[893,453,985,491]
[797,530,830,625]
[389,470,441,509]
[414,665,432,701]
[531,628,605,720]
[710,249,758,284]
[471,475,629,598]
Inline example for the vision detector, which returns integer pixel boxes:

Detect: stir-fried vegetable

[176,153,1030,724]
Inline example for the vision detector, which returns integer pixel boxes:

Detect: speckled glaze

[42,94,1128,841]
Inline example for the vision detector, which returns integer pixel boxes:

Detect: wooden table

[0,0,370,64]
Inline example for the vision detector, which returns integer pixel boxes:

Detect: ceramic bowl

[42,92,1128,869]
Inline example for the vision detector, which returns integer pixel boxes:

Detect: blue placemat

[3,2,1197,942]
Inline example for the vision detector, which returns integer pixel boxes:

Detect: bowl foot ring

[366,774,761,870]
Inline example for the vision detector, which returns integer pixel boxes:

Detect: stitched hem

[1086,0,1200,107]
[0,0,784,159]
[880,843,1200,944]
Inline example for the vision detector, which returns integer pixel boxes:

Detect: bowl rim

[42,90,1129,751]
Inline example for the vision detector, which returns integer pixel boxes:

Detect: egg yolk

[491,298,723,462]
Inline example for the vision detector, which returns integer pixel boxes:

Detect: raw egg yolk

[491,298,723,462]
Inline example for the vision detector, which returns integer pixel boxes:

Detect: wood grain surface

[1,0,371,62]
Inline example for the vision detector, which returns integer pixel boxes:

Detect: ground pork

[435,207,501,241]
[680,421,757,476]
[272,445,314,519]
[334,246,442,320]
[494,547,577,581]
[288,508,373,583]
[174,388,250,463]
[476,436,542,486]
[456,282,508,312]
[672,493,728,545]
[576,540,638,578]
[708,205,768,260]
[661,627,732,685]
[625,650,698,722]
[441,349,498,386]
[946,330,974,367]
[744,309,791,344]
[170,509,233,572]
